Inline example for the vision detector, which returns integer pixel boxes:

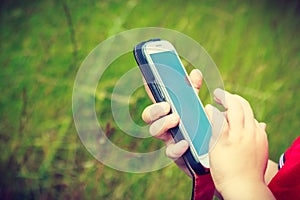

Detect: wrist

[217,177,275,200]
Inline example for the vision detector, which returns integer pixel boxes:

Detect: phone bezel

[142,40,210,168]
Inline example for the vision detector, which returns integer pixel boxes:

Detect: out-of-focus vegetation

[0,0,299,199]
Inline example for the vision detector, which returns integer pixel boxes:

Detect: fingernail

[214,88,225,103]
[159,102,170,113]
[194,69,202,76]
[169,113,179,123]
[214,88,224,96]
[149,102,169,122]
[178,140,189,149]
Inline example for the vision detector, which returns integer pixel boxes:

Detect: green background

[1,0,299,199]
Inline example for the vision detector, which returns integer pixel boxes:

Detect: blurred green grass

[1,0,300,199]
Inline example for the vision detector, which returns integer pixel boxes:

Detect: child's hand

[207,89,275,199]
[142,69,203,177]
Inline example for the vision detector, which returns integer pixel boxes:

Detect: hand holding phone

[134,39,212,174]
[141,69,205,177]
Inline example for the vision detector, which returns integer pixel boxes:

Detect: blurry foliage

[0,0,300,199]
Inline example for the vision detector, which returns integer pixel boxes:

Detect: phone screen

[149,50,212,156]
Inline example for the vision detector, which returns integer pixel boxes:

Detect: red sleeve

[268,136,300,199]
[192,173,215,200]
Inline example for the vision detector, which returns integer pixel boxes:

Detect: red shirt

[268,136,300,199]
[193,136,300,200]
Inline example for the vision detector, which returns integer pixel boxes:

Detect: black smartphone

[133,39,212,175]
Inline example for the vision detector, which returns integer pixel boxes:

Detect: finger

[142,77,155,103]
[142,102,170,124]
[149,113,180,141]
[189,69,203,93]
[165,140,189,159]
[259,122,267,131]
[164,139,192,178]
[255,120,268,145]
[205,104,229,148]
[234,95,255,129]
[213,89,244,129]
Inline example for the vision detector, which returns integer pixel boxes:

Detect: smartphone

[133,39,212,174]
